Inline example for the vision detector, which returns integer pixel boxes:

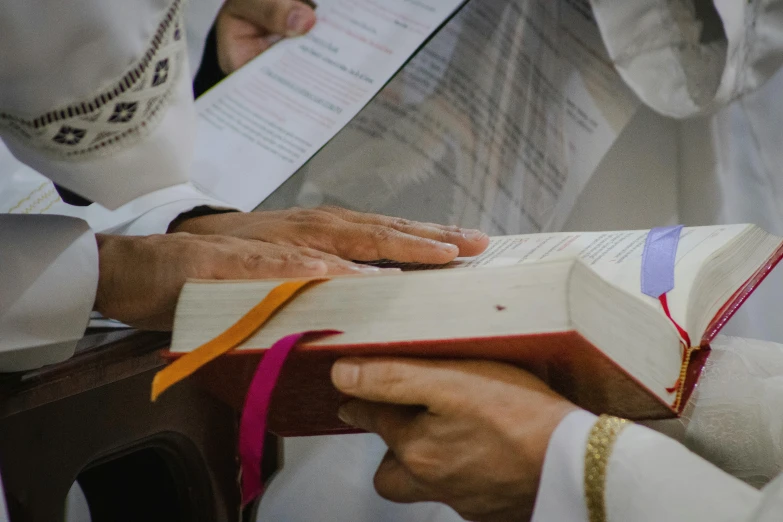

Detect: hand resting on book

[97,209,487,330]
[169,206,490,264]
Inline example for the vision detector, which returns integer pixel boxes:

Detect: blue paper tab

[641,225,684,298]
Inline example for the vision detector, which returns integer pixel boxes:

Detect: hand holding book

[331,357,578,522]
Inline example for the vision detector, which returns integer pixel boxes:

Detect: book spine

[673,344,710,413]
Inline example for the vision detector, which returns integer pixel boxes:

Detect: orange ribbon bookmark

[151,278,328,401]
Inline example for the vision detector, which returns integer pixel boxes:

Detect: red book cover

[192,331,674,436]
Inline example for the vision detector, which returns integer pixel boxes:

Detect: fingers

[234,0,316,38]
[169,208,490,265]
[216,0,316,73]
[373,451,429,504]
[220,0,316,41]
[200,235,397,278]
[337,403,433,504]
[331,222,462,264]
[317,206,490,259]
[338,399,422,447]
[216,15,278,73]
[201,235,330,279]
[331,357,480,412]
[295,247,399,275]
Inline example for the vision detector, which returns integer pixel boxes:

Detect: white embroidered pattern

[0,0,186,161]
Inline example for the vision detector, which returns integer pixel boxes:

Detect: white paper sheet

[281,0,639,234]
[190,0,466,211]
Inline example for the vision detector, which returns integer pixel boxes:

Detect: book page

[276,0,639,235]
[190,0,466,211]
[448,225,750,332]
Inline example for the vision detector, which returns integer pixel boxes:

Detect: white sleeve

[531,410,779,522]
[103,183,236,236]
[606,422,760,521]
[590,0,783,118]
[0,215,97,371]
[1,141,237,236]
[530,410,595,522]
[72,181,236,237]
[0,0,194,209]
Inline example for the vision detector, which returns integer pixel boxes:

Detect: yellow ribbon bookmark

[151,278,328,401]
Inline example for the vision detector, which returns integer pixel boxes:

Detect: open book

[170,225,783,436]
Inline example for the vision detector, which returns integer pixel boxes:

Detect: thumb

[331,358,470,412]
[230,0,317,38]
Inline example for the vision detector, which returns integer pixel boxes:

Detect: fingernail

[304,259,326,271]
[332,361,359,390]
[287,7,314,36]
[337,404,356,425]
[462,230,488,241]
[264,34,283,46]
[438,242,459,253]
[355,265,381,273]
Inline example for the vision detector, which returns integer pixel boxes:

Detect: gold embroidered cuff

[584,415,630,522]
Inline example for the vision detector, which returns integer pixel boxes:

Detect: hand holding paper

[216,0,317,73]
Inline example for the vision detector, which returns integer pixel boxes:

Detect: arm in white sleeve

[71,181,236,237]
[590,0,783,118]
[532,409,783,522]
[0,215,97,371]
[1,141,237,237]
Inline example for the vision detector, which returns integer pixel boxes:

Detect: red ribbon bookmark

[239,330,342,506]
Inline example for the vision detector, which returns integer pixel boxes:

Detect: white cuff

[531,409,596,522]
[0,215,98,371]
[531,408,763,522]
[49,181,237,236]
[101,182,236,236]
[591,0,783,118]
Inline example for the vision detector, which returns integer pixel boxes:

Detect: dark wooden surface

[0,330,247,522]
[0,330,169,418]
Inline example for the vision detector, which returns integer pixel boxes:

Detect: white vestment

[535,336,783,521]
[0,0,228,371]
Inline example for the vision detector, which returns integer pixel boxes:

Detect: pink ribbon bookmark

[239,330,342,506]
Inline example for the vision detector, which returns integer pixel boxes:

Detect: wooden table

[0,330,252,522]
